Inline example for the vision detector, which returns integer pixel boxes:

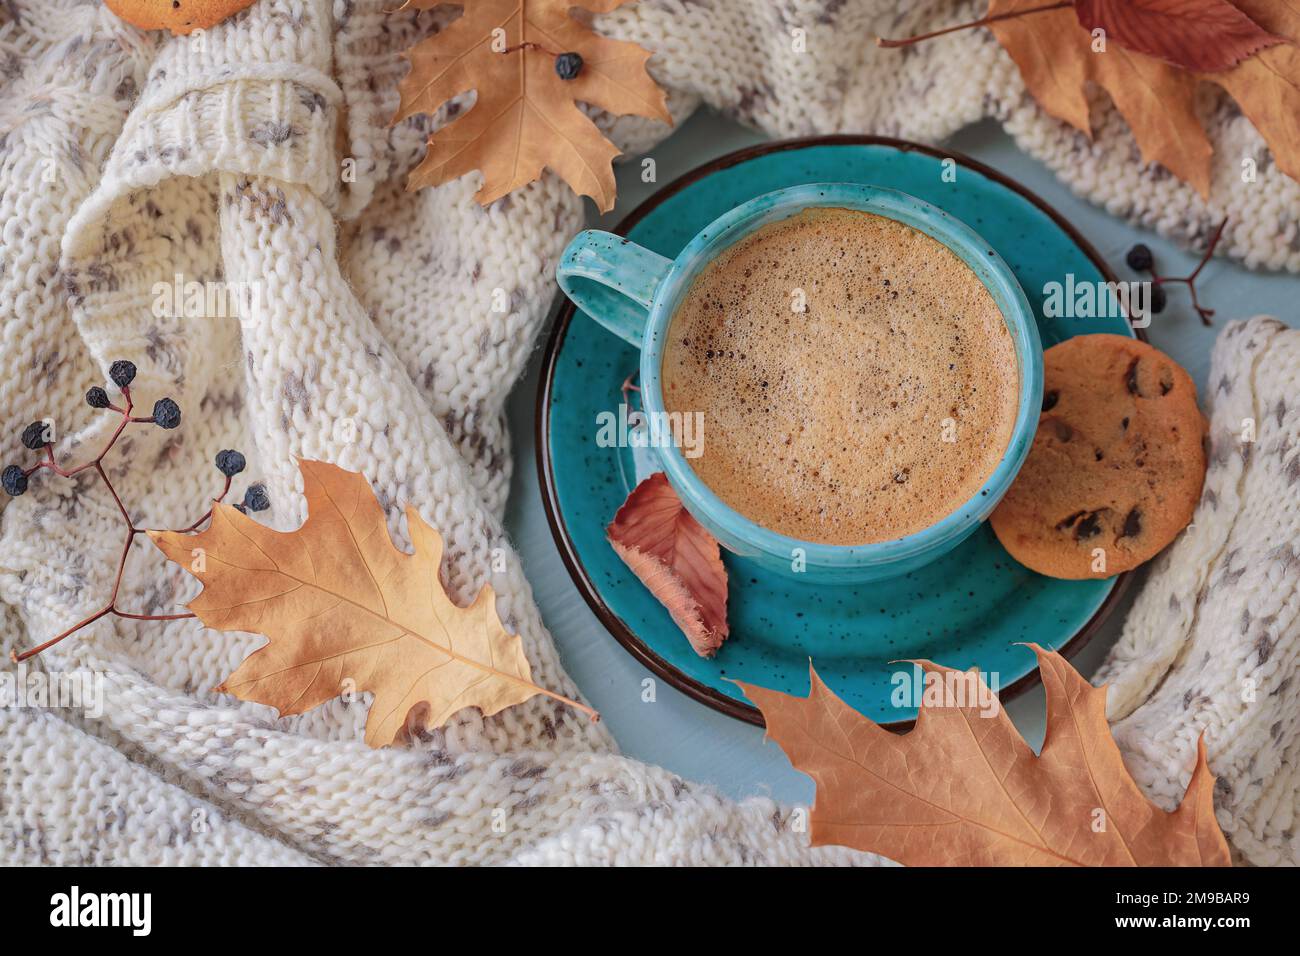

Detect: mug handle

[556,230,673,347]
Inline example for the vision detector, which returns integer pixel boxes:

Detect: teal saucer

[537,136,1136,726]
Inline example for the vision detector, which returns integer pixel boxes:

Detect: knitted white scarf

[0,0,1294,865]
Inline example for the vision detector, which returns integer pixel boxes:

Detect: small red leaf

[1075,0,1285,73]
[607,473,729,657]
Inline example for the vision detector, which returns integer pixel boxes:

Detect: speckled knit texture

[1094,317,1300,868]
[0,0,1293,865]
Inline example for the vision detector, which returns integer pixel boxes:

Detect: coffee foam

[661,207,1019,545]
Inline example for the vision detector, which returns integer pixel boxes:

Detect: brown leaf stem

[500,41,562,58]
[620,372,641,408]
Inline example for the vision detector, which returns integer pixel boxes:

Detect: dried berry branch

[1125,218,1226,326]
[3,360,270,663]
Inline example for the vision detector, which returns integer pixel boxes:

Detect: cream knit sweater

[0,0,1294,865]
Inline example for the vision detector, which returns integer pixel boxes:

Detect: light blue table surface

[504,110,1300,806]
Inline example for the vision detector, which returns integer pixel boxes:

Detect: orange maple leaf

[739,644,1231,866]
[394,0,672,211]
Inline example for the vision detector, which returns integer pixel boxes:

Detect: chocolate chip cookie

[105,0,257,35]
[990,335,1206,579]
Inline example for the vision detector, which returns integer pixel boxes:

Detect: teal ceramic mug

[556,183,1043,583]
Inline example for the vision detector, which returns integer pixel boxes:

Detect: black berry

[1150,284,1167,314]
[242,483,270,512]
[555,52,583,80]
[152,397,181,429]
[2,465,27,497]
[86,386,111,409]
[215,449,246,477]
[109,360,137,389]
[21,421,47,450]
[1125,244,1154,271]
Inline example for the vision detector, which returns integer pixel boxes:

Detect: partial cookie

[990,334,1206,580]
[105,0,257,35]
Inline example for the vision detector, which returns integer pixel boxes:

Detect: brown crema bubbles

[661,207,1019,545]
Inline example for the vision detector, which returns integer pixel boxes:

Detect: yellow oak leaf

[150,459,595,747]
[739,645,1231,866]
[394,0,672,212]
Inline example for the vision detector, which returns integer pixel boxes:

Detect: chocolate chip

[1056,511,1085,531]
[1121,508,1142,538]
[1074,511,1102,540]
[1121,417,1129,431]
[1094,449,1104,461]
[1054,509,1102,541]
[1042,390,1059,412]
[1053,420,1073,442]
[1056,509,1104,540]
[1126,358,1141,396]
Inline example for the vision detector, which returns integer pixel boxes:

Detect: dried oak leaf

[104,0,258,35]
[394,0,672,212]
[1075,0,1283,72]
[150,459,594,747]
[739,645,1231,866]
[988,0,1299,197]
[607,472,729,657]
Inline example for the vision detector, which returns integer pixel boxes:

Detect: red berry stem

[876,1,1070,48]
[16,607,113,662]
[6,374,241,664]
[169,474,232,535]
[1148,218,1226,326]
